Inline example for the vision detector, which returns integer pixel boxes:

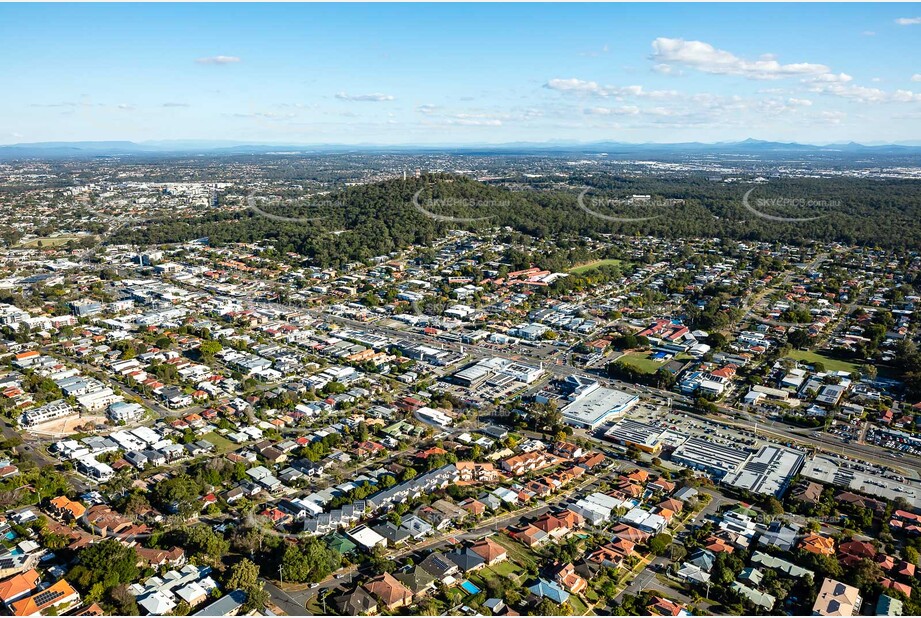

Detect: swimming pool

[460,580,480,595]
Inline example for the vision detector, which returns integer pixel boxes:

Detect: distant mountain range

[2,138,921,158]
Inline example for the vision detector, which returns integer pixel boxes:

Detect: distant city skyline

[2,3,920,145]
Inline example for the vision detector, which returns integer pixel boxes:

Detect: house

[49,496,86,521]
[394,567,437,598]
[459,498,487,518]
[791,481,824,505]
[362,573,413,611]
[812,578,862,616]
[800,533,835,556]
[0,569,40,607]
[176,581,210,607]
[469,538,507,565]
[445,548,486,574]
[528,578,570,605]
[553,563,587,594]
[347,525,387,551]
[191,589,247,616]
[399,515,433,540]
[534,513,573,538]
[586,545,626,569]
[876,595,904,617]
[647,596,686,616]
[688,549,715,573]
[10,579,80,617]
[838,539,876,567]
[371,522,411,547]
[730,581,774,610]
[513,524,549,548]
[334,587,378,616]
[136,546,186,569]
[418,552,459,583]
[676,563,711,585]
[758,521,800,551]
[881,579,912,598]
[483,598,506,615]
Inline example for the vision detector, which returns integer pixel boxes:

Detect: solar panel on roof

[33,589,65,606]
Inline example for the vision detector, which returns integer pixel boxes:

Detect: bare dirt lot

[28,414,108,437]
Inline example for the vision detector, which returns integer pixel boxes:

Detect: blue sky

[2,3,920,145]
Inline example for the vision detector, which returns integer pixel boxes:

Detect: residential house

[812,578,861,616]
[362,573,413,611]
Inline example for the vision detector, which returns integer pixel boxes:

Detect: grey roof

[193,590,247,616]
[445,548,485,573]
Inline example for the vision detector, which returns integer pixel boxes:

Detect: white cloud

[448,113,502,126]
[893,89,921,102]
[913,74,921,82]
[819,111,847,124]
[195,55,241,65]
[652,63,681,76]
[650,37,829,79]
[810,73,853,83]
[805,73,921,103]
[544,78,603,95]
[895,17,921,25]
[544,78,677,99]
[416,104,439,115]
[233,111,296,120]
[335,92,395,102]
[787,98,813,107]
[807,81,888,102]
[584,106,641,116]
[162,102,190,108]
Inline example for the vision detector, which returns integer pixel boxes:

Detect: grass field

[568,259,623,275]
[786,349,859,374]
[201,431,237,454]
[569,595,588,615]
[493,533,539,570]
[16,235,89,248]
[617,352,665,374]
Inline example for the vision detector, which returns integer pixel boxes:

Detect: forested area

[111,173,921,267]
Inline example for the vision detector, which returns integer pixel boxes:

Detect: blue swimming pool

[460,580,480,595]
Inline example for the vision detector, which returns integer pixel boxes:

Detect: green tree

[648,533,672,556]
[225,559,260,591]
[68,539,140,592]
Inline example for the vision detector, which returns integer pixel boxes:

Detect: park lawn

[201,431,237,454]
[569,259,623,275]
[786,349,860,374]
[16,235,88,248]
[618,352,665,375]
